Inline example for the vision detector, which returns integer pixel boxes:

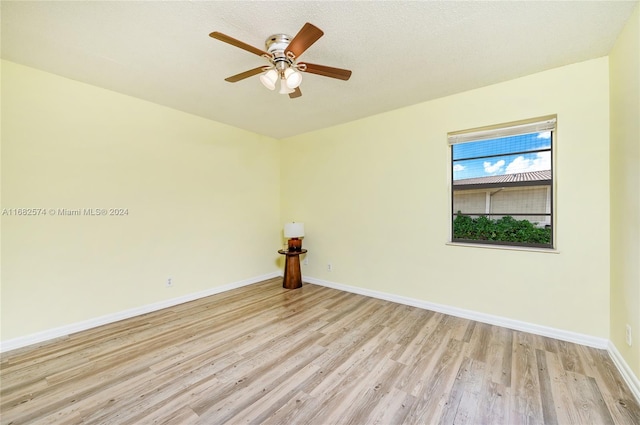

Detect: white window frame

[448,115,557,250]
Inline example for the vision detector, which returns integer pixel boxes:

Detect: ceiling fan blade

[224,67,267,83]
[285,23,324,59]
[289,87,302,99]
[210,31,269,57]
[300,63,352,81]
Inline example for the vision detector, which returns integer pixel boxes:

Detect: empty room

[1,1,639,424]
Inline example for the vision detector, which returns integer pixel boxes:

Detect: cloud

[506,152,550,174]
[453,164,465,172]
[483,160,505,174]
[537,131,551,139]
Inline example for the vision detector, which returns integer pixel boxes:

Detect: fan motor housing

[265,34,291,52]
[265,34,293,70]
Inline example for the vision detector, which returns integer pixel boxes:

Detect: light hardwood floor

[1,278,639,424]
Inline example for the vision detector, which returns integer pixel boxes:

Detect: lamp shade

[284,68,302,89]
[260,69,278,90]
[278,78,294,94]
[284,222,304,238]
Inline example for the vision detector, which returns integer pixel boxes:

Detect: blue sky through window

[452,131,551,181]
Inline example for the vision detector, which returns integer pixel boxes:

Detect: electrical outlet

[626,324,632,347]
[166,278,173,288]
[303,257,309,265]
[327,263,332,272]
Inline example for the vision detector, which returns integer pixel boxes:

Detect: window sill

[446,241,560,254]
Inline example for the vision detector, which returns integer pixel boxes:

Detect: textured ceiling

[1,1,637,139]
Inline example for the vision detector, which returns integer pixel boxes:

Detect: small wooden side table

[278,249,307,289]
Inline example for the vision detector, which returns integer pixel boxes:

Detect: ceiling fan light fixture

[259,69,278,90]
[211,23,352,99]
[284,67,302,89]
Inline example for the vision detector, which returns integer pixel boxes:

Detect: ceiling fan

[209,23,352,99]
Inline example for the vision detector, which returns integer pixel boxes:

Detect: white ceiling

[1,1,637,139]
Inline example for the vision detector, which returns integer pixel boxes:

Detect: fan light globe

[284,68,303,89]
[260,69,278,90]
[279,78,294,94]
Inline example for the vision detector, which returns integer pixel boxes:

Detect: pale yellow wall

[0,44,627,356]
[610,3,640,376]
[282,58,611,338]
[1,60,281,340]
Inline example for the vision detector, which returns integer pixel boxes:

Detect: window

[449,116,556,249]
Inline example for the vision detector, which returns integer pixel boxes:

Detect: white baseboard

[304,276,609,349]
[608,341,640,404]
[0,272,280,353]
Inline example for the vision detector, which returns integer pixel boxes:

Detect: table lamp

[284,222,304,252]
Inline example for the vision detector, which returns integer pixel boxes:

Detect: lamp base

[287,238,302,252]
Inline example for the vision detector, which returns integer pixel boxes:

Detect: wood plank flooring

[1,278,639,424]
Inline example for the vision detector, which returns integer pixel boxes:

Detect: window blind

[448,116,556,145]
